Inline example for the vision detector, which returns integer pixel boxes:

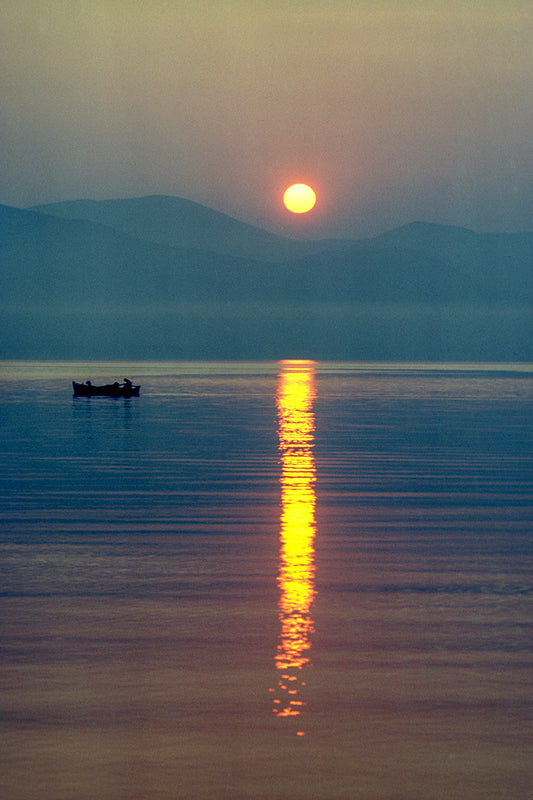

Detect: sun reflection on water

[272,360,317,729]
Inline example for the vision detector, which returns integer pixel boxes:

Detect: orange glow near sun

[283,183,316,214]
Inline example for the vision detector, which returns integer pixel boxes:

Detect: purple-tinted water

[1,361,532,800]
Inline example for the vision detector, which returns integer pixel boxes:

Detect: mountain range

[1,195,532,360]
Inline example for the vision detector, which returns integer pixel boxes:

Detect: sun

[283,183,316,214]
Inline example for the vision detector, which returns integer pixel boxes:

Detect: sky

[2,0,533,239]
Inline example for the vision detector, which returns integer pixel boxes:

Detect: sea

[1,360,532,800]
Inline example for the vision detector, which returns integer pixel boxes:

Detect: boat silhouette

[72,380,140,397]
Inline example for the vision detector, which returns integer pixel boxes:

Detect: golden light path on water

[272,360,317,733]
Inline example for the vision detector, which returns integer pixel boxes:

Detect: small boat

[73,380,140,397]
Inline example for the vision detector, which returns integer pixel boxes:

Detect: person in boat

[86,380,92,386]
[123,378,132,389]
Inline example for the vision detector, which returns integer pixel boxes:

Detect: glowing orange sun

[283,183,316,214]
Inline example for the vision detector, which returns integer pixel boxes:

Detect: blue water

[1,361,532,800]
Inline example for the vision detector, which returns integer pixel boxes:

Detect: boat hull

[72,381,140,397]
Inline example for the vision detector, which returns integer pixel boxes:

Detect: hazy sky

[2,0,532,238]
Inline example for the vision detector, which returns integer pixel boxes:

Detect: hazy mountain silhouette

[30,195,354,262]
[2,197,532,360]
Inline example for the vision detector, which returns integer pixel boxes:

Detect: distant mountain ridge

[29,195,355,263]
[2,196,532,359]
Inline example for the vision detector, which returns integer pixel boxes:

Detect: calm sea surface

[1,360,532,800]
